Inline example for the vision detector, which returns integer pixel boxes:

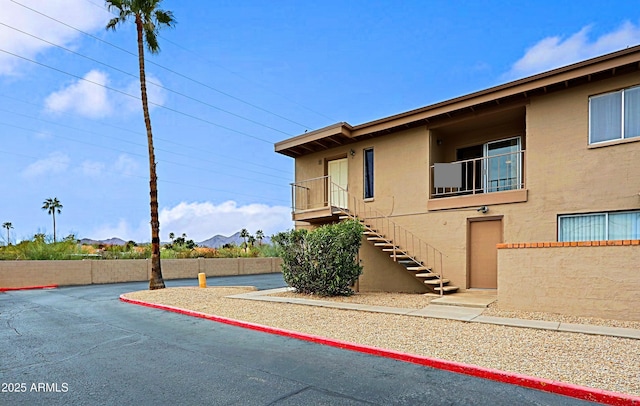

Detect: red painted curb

[0,284,58,292]
[120,295,640,406]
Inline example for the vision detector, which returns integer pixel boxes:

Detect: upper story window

[558,210,640,242]
[364,148,374,199]
[589,85,640,144]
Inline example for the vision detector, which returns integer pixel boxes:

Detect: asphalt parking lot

[0,274,596,405]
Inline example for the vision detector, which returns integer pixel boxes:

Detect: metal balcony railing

[430,150,526,198]
[291,176,331,212]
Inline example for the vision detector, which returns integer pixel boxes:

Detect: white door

[328,158,348,208]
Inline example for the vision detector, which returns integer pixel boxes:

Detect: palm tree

[106,0,176,290]
[255,230,264,246]
[240,228,249,249]
[2,222,13,246]
[42,198,63,243]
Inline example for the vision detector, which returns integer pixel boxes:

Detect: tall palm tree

[255,230,264,246]
[240,228,249,249]
[42,198,63,243]
[2,222,13,246]
[106,0,176,290]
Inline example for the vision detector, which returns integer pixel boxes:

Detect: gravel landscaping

[123,287,640,396]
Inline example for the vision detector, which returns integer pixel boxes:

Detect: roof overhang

[274,122,354,157]
[275,45,640,158]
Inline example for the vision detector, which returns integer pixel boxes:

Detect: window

[589,85,640,144]
[558,210,640,241]
[363,148,374,199]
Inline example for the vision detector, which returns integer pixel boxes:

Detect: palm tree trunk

[136,15,164,290]
[52,211,57,243]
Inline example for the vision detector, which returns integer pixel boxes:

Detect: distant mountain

[79,237,128,246]
[198,232,242,248]
[79,233,272,248]
[198,232,272,248]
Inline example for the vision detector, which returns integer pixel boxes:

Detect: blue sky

[1,0,639,244]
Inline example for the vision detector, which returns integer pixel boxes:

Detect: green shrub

[273,220,364,296]
[0,238,84,260]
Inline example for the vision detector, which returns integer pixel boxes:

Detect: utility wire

[159,37,339,124]
[0,106,291,181]
[0,47,275,144]
[0,21,296,137]
[0,148,291,204]
[10,0,315,131]
[0,94,291,174]
[0,121,290,188]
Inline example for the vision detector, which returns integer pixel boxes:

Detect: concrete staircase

[336,209,459,295]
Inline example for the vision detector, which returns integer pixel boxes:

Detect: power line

[0,121,290,188]
[0,21,297,137]
[10,0,316,131]
[160,36,339,124]
[0,47,276,144]
[0,106,291,180]
[0,148,291,205]
[0,94,291,175]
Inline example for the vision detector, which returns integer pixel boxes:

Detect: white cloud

[87,219,149,242]
[122,74,167,113]
[45,70,112,118]
[22,151,70,178]
[159,200,293,242]
[85,201,292,243]
[114,154,140,177]
[44,70,166,118]
[0,0,110,76]
[34,131,53,140]
[81,160,105,177]
[505,21,640,80]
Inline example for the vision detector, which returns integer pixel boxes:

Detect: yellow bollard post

[198,272,207,288]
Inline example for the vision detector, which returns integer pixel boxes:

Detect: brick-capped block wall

[497,242,640,321]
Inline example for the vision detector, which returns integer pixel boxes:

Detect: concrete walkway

[228,288,640,341]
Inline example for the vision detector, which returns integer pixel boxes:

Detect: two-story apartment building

[275,46,640,321]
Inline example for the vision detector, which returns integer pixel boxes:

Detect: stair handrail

[329,181,446,295]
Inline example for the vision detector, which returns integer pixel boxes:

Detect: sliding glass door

[484,137,521,193]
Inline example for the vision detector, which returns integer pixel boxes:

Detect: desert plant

[273,220,364,296]
[0,235,83,260]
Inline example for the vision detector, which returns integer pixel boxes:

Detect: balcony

[290,176,347,223]
[428,150,527,210]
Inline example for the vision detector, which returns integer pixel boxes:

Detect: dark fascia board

[276,45,640,155]
[274,122,353,154]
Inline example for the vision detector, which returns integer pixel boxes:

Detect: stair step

[407,266,431,272]
[338,216,352,220]
[367,237,387,242]
[398,260,422,265]
[424,279,450,285]
[414,272,438,278]
[374,243,396,247]
[433,286,459,293]
[390,254,410,259]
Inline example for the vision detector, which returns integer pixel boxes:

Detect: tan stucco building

[275,46,640,321]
